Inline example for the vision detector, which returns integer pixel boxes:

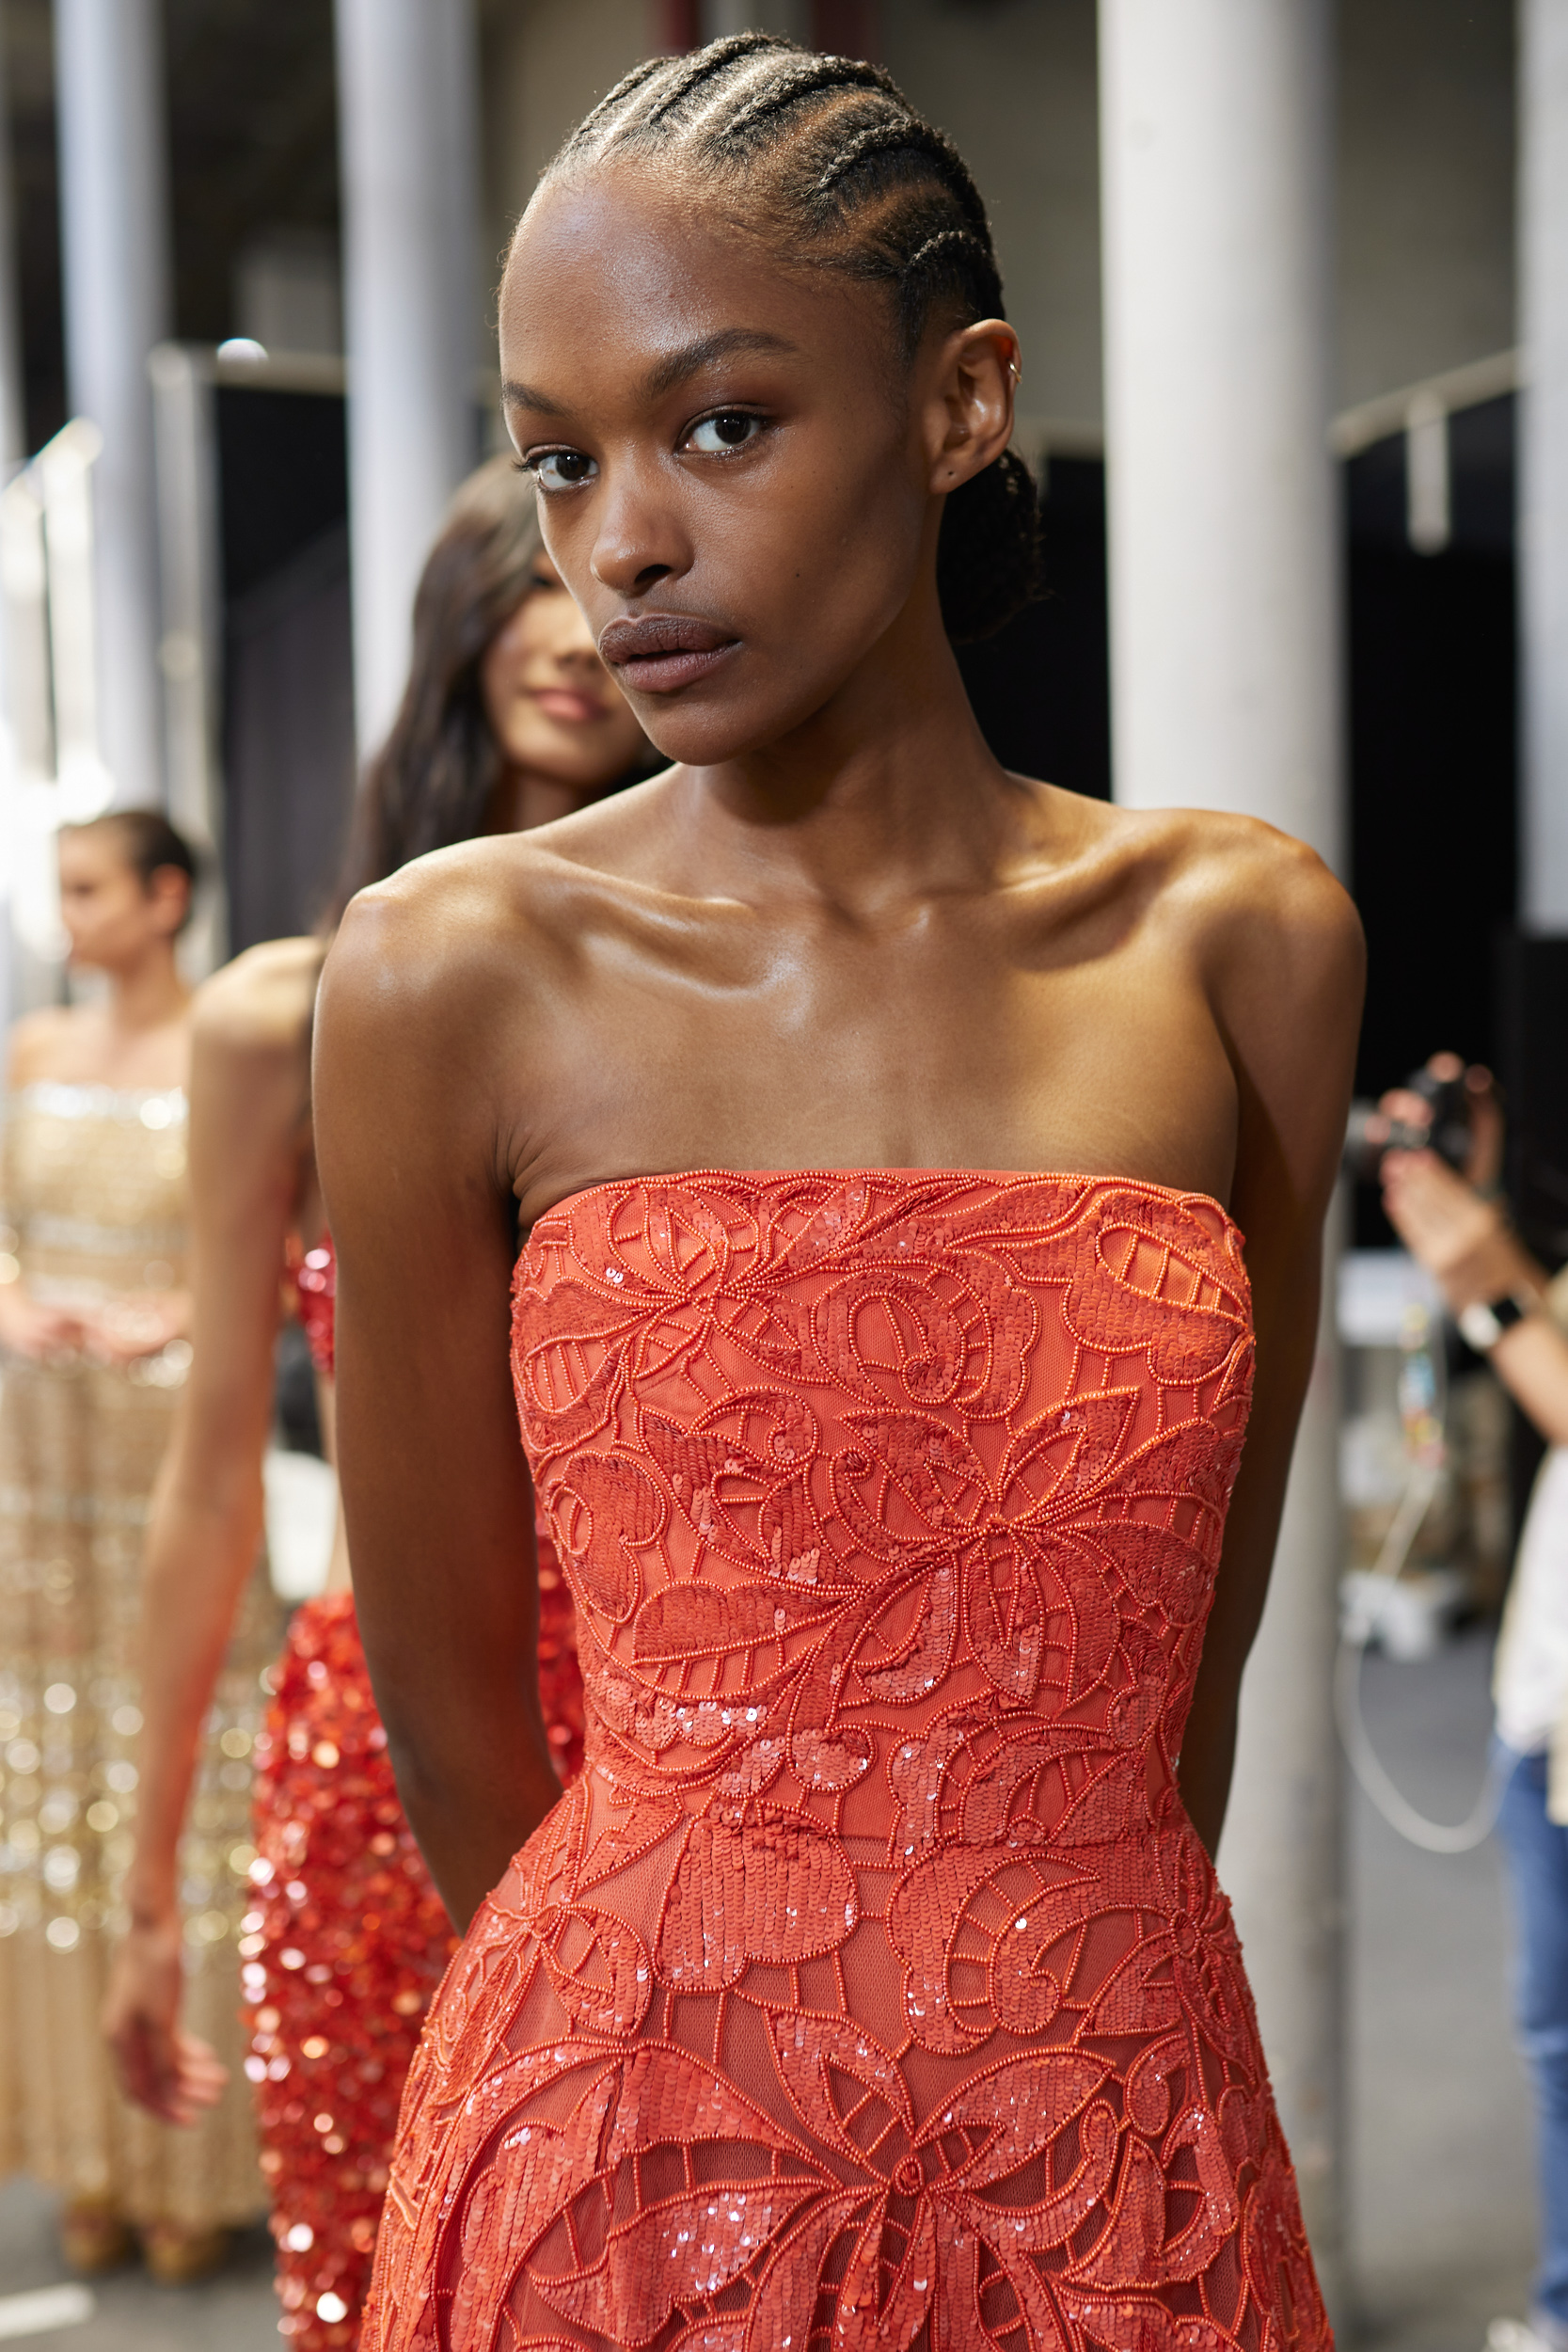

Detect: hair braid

[542,35,1043,642]
[813,118,987,238]
[715,55,895,150]
[640,34,772,129]
[567,56,669,148]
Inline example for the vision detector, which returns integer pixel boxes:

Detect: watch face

[1458,1301,1503,1353]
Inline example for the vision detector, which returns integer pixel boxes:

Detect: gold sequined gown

[0,1080,278,2230]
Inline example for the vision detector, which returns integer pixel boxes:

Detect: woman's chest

[519,924,1239,1220]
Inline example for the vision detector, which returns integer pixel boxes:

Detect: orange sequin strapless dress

[364,1171,1328,2352]
[245,1243,585,2346]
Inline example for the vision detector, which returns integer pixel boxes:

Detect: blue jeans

[1497,1744,1568,2329]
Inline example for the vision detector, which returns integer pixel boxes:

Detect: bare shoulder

[1038,790,1361,1001]
[323,839,533,1029]
[195,936,322,1063]
[1153,805,1364,1016]
[1108,804,1364,1130]
[322,786,676,1035]
[7,1006,78,1087]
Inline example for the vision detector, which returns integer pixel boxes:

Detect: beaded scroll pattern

[251,1240,586,2349]
[365,1170,1328,2352]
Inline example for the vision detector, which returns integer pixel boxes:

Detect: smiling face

[499,165,993,767]
[480,548,647,787]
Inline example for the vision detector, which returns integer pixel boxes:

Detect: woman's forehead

[507,168,769,323]
[501,172,878,389]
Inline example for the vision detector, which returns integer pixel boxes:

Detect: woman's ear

[148,866,192,939]
[922,319,1021,496]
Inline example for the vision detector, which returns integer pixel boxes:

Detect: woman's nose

[590,462,690,600]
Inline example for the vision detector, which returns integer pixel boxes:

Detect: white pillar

[335,0,481,760]
[0,30,24,475]
[1099,0,1345,2305]
[53,0,170,811]
[1519,0,1568,931]
[0,34,24,1039]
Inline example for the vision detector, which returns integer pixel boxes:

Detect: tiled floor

[0,1623,1543,2348]
[0,2179,277,2349]
[1347,1626,1535,2350]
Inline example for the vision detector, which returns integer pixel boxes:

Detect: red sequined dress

[245,1242,585,2347]
[364,1170,1328,2352]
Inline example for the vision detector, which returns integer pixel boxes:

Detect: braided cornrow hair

[546,35,1042,644]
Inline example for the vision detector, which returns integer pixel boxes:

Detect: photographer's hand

[1382,1148,1568,1446]
[1380,1147,1538,1312]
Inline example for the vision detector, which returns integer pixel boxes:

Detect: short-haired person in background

[0,812,277,2281]
[1380,1062,1568,2352]
[103,459,647,2346]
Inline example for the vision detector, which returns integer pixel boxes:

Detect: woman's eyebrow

[638,327,800,401]
[501,327,800,422]
[502,379,568,418]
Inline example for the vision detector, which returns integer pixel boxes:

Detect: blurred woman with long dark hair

[103,456,646,2343]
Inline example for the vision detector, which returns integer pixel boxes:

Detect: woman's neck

[485,770,594,835]
[679,604,1026,915]
[103,946,191,1036]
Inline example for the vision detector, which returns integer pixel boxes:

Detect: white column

[1099,0,1346,2306]
[0,28,24,474]
[53,0,170,811]
[335,0,481,760]
[1519,0,1568,931]
[0,27,28,1032]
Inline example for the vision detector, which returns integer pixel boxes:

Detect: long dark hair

[326,457,546,925]
[547,36,1043,644]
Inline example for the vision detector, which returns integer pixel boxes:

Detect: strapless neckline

[536,1163,1243,1248]
[366,1165,1329,2352]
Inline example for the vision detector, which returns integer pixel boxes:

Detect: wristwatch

[1457,1292,1535,1353]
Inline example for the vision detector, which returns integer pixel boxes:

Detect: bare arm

[104,944,318,2122]
[1175,836,1365,1855]
[315,884,562,1931]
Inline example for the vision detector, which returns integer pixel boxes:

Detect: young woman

[319,40,1364,2352]
[0,812,276,2282]
[103,459,645,2345]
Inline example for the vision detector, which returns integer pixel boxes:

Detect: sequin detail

[0,1081,274,2227]
[364,1169,1327,2352]
[289,1241,338,1377]
[252,1240,586,2346]
[246,1597,456,2344]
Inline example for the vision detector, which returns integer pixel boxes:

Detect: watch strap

[1458,1293,1531,1352]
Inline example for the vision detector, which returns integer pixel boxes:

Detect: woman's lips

[598,613,738,696]
[531,686,609,724]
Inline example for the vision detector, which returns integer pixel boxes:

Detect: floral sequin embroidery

[362,1170,1326,2352]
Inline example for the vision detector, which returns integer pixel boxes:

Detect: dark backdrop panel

[1347,395,1517,1098]
[958,456,1111,800]
[223,523,356,951]
[1346,397,1517,1247]
[215,385,356,949]
[215,384,350,598]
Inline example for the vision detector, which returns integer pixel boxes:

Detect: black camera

[1343,1063,1473,1184]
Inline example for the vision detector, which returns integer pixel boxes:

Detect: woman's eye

[687,412,763,455]
[529,450,596,492]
